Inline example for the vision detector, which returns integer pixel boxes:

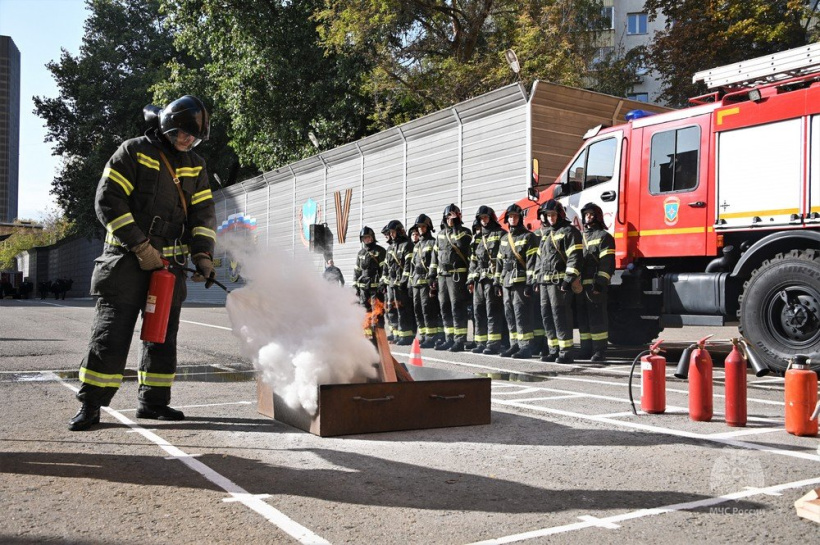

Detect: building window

[628,92,649,102]
[627,13,648,35]
[601,7,614,30]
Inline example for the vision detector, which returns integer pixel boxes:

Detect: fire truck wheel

[739,249,820,375]
[608,310,661,346]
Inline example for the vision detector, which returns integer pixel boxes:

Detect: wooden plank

[373,327,398,382]
[795,488,820,524]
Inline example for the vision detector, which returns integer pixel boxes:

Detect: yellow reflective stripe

[106,212,135,233]
[79,367,123,388]
[488,333,503,341]
[443,327,453,334]
[579,333,592,340]
[558,339,574,348]
[454,328,469,335]
[192,226,216,240]
[565,267,580,275]
[591,332,609,341]
[162,245,189,257]
[569,244,584,252]
[552,233,565,240]
[474,334,488,342]
[533,328,545,336]
[104,167,134,195]
[599,249,615,257]
[582,279,594,285]
[138,370,175,387]
[547,338,560,347]
[598,271,611,279]
[519,332,534,341]
[526,248,538,256]
[191,189,213,205]
[104,232,125,247]
[136,153,160,171]
[586,238,602,246]
[175,166,203,178]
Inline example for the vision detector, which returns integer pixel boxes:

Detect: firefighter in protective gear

[409,214,444,348]
[430,204,472,352]
[534,199,583,363]
[495,204,539,359]
[355,226,387,308]
[380,224,398,341]
[468,206,506,355]
[384,220,416,345]
[69,95,216,431]
[576,202,615,361]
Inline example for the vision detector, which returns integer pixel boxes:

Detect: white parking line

[55,378,328,545]
[180,319,232,331]
[467,474,820,544]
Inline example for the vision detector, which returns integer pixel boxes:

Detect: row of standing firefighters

[353,200,615,364]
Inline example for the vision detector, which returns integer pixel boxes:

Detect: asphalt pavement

[1,298,818,544]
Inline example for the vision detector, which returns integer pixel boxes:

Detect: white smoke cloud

[224,239,379,415]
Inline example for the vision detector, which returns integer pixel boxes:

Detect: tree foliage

[645,0,819,106]
[159,0,374,169]
[34,0,240,238]
[315,0,613,129]
[0,210,75,270]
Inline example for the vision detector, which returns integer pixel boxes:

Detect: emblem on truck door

[664,196,680,226]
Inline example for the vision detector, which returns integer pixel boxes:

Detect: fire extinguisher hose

[628,350,651,416]
[175,266,231,293]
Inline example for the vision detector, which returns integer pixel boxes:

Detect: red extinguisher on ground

[141,259,175,344]
[628,339,666,415]
[674,335,713,422]
[724,338,747,427]
[785,355,819,437]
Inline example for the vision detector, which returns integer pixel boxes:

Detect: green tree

[160,0,374,169]
[645,0,819,107]
[0,210,74,269]
[316,0,612,129]
[34,0,239,238]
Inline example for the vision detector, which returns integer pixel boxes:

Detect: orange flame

[362,297,385,330]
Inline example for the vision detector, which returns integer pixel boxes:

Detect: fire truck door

[560,133,622,232]
[636,118,710,257]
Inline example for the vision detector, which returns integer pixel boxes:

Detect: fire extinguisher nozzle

[674,344,696,379]
[740,339,770,377]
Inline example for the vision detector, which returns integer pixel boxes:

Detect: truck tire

[608,310,661,346]
[738,249,820,375]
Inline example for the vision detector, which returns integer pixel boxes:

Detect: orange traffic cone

[409,337,424,367]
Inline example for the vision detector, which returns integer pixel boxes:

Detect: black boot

[136,404,185,421]
[483,343,500,355]
[541,351,559,363]
[556,352,574,364]
[420,337,436,349]
[471,343,487,354]
[590,351,607,362]
[68,403,100,431]
[449,341,465,353]
[435,339,454,351]
[511,346,533,359]
[500,344,520,358]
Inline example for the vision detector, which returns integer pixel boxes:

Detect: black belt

[148,215,185,239]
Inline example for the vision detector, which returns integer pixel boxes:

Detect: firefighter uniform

[534,200,583,363]
[384,221,416,345]
[76,98,216,423]
[468,207,505,354]
[576,203,615,361]
[380,225,398,340]
[495,206,539,359]
[430,205,472,352]
[354,228,387,336]
[409,216,443,348]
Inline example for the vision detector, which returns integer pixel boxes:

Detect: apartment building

[0,35,20,222]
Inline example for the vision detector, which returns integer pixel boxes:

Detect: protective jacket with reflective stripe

[409,233,436,287]
[469,225,503,283]
[384,235,414,288]
[581,223,615,287]
[495,224,538,287]
[533,219,583,284]
[430,225,472,279]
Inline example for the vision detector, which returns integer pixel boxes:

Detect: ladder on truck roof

[693,42,820,89]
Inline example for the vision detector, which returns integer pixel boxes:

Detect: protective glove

[593,279,608,294]
[560,279,573,293]
[133,239,163,271]
[192,252,215,288]
[571,277,583,294]
[523,285,533,298]
[494,285,503,298]
[429,281,438,296]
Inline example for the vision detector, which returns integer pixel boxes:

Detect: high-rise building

[598,1,667,104]
[0,35,21,222]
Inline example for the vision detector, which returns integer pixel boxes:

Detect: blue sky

[0,0,89,221]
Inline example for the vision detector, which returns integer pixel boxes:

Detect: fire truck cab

[533,43,820,374]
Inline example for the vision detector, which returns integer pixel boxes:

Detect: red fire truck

[527,43,820,374]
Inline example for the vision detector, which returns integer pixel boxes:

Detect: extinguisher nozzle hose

[177,266,231,293]
[628,350,652,416]
[674,344,697,380]
[739,339,771,377]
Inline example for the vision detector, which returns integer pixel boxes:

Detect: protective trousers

[473,279,504,347]
[503,285,533,347]
[531,294,546,354]
[413,285,443,342]
[439,275,470,343]
[575,291,608,354]
[392,286,416,341]
[540,284,574,356]
[385,286,398,337]
[78,298,181,407]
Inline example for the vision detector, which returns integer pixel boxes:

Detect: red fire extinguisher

[785,355,819,437]
[628,339,665,415]
[688,335,713,422]
[642,339,666,414]
[724,338,747,427]
[140,259,175,344]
